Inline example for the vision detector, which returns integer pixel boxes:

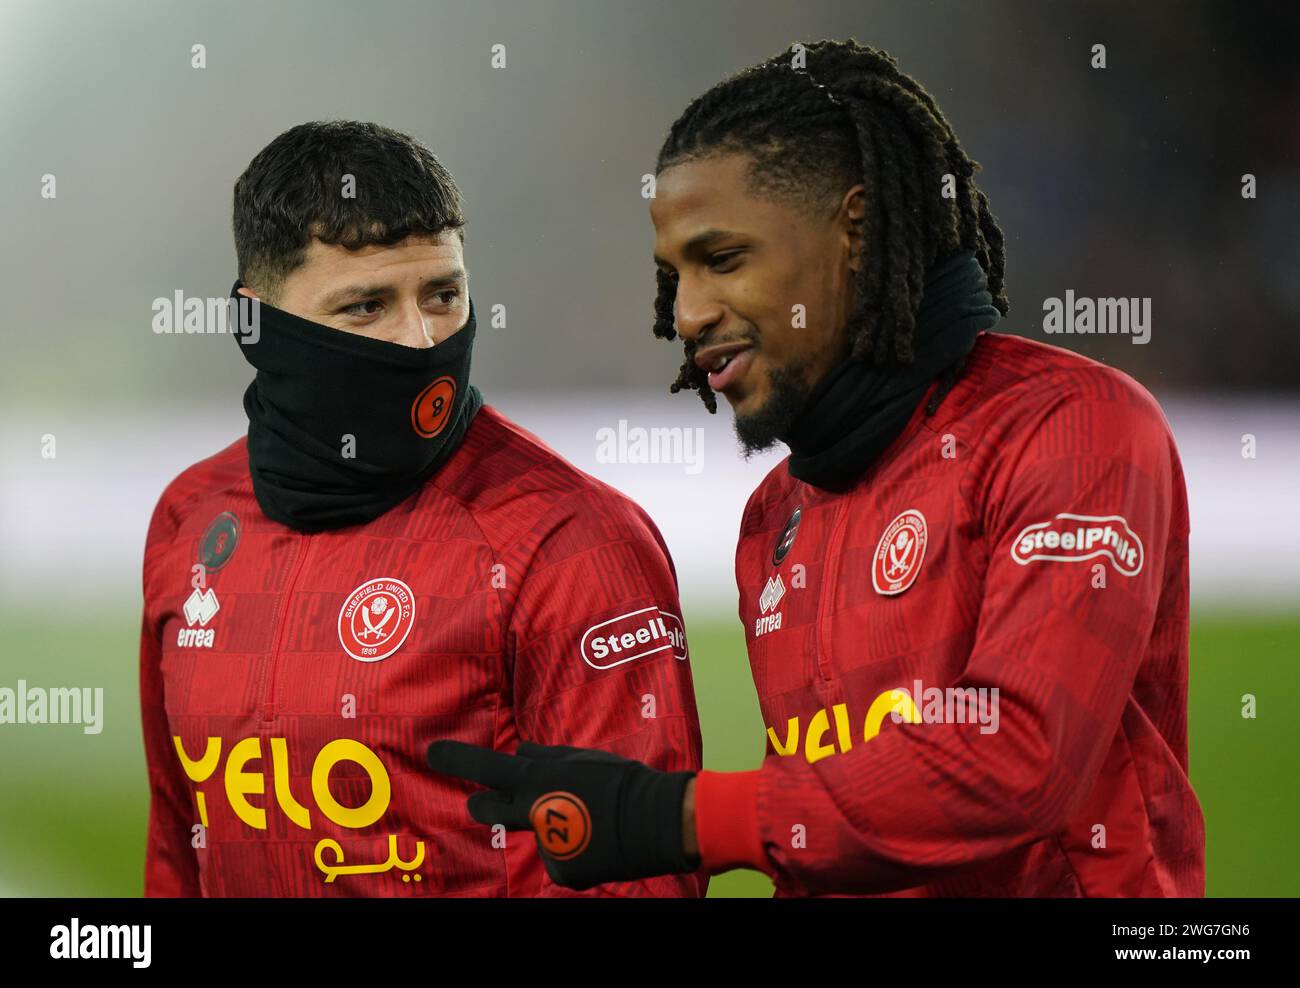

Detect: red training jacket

[694,333,1205,897]
[139,404,706,897]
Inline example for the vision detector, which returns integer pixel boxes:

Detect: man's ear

[236,286,259,300]
[838,184,867,273]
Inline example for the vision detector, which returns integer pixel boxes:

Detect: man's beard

[733,363,816,458]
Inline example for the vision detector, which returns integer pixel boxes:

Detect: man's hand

[426,740,699,890]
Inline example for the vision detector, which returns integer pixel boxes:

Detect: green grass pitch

[0,609,1293,897]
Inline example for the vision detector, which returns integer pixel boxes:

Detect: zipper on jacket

[259,532,314,726]
[814,498,852,684]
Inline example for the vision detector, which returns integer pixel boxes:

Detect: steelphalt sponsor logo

[1011,512,1144,576]
[581,607,687,669]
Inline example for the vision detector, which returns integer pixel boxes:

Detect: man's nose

[392,300,437,348]
[673,279,723,344]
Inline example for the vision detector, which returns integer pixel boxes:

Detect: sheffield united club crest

[338,577,416,662]
[872,509,928,595]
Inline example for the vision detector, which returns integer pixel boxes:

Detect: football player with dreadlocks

[428,40,1205,897]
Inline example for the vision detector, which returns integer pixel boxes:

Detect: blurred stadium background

[1,0,1296,897]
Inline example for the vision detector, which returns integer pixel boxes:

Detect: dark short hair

[233,120,465,303]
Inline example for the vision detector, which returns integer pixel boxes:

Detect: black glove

[426,740,697,890]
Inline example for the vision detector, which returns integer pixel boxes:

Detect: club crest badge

[773,506,802,566]
[338,577,416,662]
[872,509,928,596]
[199,512,240,571]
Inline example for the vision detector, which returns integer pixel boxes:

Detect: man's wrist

[691,769,767,874]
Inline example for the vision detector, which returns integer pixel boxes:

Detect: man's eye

[708,251,744,272]
[344,300,383,316]
[429,289,460,306]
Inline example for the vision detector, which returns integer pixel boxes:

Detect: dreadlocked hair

[652,39,1009,415]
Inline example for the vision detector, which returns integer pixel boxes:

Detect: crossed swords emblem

[885,530,916,577]
[356,594,398,641]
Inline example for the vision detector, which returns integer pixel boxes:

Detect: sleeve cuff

[693,769,768,875]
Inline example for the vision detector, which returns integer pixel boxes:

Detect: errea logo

[1010,513,1144,577]
[183,587,219,626]
[178,587,219,648]
[759,574,786,615]
[754,574,786,638]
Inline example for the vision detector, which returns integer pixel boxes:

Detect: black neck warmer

[785,250,1000,490]
[230,281,483,532]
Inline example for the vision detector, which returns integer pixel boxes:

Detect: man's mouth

[695,343,755,394]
